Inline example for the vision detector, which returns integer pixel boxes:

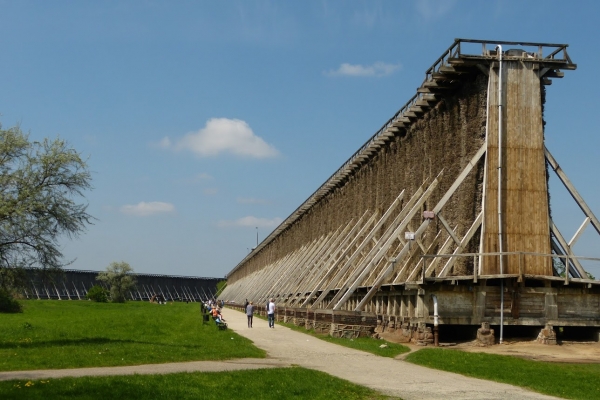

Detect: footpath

[0,308,558,400]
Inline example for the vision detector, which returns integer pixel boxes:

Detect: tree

[215,279,227,298]
[86,284,109,302]
[96,261,136,303]
[0,125,93,290]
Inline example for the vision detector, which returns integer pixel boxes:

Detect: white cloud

[160,118,279,158]
[325,62,401,77]
[203,188,218,195]
[157,137,171,148]
[217,216,282,228]
[415,0,456,21]
[120,201,175,217]
[237,197,270,205]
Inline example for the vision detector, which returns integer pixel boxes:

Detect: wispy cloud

[415,0,456,21]
[217,216,282,228]
[159,118,279,159]
[237,197,271,205]
[324,62,401,77]
[120,201,175,217]
[203,188,218,195]
[177,173,213,185]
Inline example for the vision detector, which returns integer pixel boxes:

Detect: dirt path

[1,308,560,399]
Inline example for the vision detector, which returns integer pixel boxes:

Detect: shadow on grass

[0,337,206,350]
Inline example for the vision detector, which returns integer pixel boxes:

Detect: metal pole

[432,294,439,347]
[496,44,505,345]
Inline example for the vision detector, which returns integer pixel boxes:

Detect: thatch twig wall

[228,73,488,285]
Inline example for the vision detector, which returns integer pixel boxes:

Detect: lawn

[0,300,265,371]
[0,366,398,400]
[405,348,600,400]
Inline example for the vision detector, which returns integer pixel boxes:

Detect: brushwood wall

[229,73,492,284]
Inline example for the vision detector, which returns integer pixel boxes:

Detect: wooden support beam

[423,226,458,277]
[284,222,354,306]
[279,232,335,305]
[332,175,441,310]
[353,144,486,311]
[300,210,377,308]
[546,147,600,236]
[309,189,409,308]
[437,211,483,277]
[289,220,357,306]
[568,217,591,248]
[436,212,461,245]
[415,100,433,107]
[551,220,589,279]
[406,230,442,281]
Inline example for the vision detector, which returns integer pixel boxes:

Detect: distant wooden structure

[221,39,600,344]
[22,268,219,302]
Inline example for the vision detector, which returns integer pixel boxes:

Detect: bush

[86,285,109,302]
[0,288,23,313]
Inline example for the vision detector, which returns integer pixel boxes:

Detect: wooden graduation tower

[221,39,600,343]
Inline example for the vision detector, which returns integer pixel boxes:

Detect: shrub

[86,285,109,302]
[0,288,23,313]
[97,261,135,303]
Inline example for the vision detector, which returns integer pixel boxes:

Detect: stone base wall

[305,310,315,330]
[476,322,495,346]
[330,323,374,338]
[373,318,433,345]
[314,310,332,334]
[536,324,557,345]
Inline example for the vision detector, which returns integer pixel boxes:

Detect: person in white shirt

[267,298,276,328]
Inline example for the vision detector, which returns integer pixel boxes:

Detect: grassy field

[0,300,265,371]
[0,366,397,400]
[405,348,600,400]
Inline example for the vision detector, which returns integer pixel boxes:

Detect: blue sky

[1,0,599,279]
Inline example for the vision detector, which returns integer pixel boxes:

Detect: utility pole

[256,227,258,247]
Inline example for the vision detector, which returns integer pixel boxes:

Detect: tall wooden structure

[221,39,600,343]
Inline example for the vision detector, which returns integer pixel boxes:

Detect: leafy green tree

[96,262,136,303]
[0,125,92,291]
[0,288,22,313]
[86,284,109,302]
[215,279,227,298]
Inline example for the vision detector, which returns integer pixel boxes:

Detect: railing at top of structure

[417,251,599,286]
[229,39,576,277]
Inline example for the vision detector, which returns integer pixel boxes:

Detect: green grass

[0,367,397,400]
[0,300,265,371]
[405,348,600,400]
[276,320,410,358]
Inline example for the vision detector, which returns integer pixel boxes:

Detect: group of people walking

[244,298,276,328]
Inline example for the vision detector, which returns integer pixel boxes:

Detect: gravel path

[0,308,559,400]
